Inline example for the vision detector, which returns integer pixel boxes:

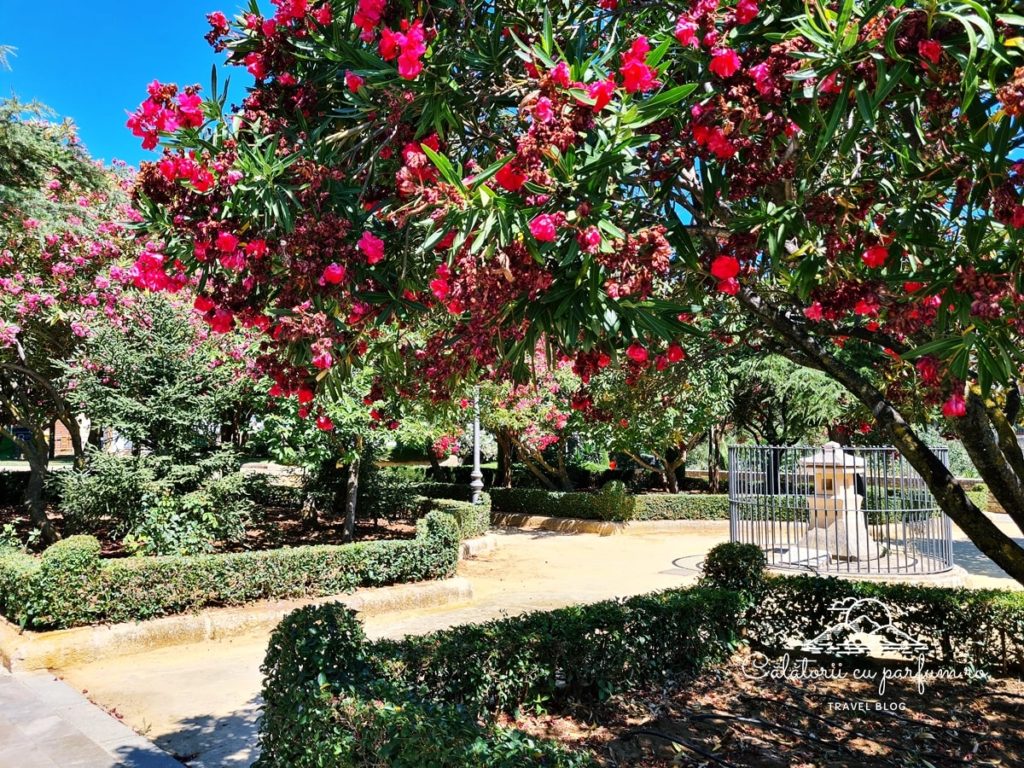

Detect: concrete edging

[491,512,730,537]
[0,576,473,672]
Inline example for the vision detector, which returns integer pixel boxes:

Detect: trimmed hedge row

[490,486,993,525]
[0,511,460,630]
[404,485,490,538]
[753,574,1024,674]
[490,485,729,522]
[257,586,744,767]
[703,541,1024,675]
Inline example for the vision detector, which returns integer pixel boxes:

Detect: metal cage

[728,443,954,576]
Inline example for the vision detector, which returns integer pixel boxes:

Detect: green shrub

[409,482,476,502]
[257,587,742,767]
[490,484,636,522]
[966,486,991,513]
[0,511,460,630]
[56,453,156,536]
[634,493,730,520]
[700,542,767,597]
[749,576,1024,675]
[491,486,732,522]
[34,536,103,627]
[55,450,255,554]
[417,495,490,540]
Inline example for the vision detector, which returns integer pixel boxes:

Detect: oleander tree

[128,0,1024,581]
[480,350,582,490]
[0,100,136,543]
[582,337,733,493]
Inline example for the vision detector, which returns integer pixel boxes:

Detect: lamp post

[470,386,484,505]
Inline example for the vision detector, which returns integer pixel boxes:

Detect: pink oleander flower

[709,48,742,78]
[529,214,558,242]
[358,231,385,264]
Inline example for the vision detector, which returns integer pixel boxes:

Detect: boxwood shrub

[408,485,491,539]
[0,511,460,630]
[490,485,731,522]
[701,542,1024,675]
[489,483,636,522]
[257,586,744,767]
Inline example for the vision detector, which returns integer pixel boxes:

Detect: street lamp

[470,386,484,505]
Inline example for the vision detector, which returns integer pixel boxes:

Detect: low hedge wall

[257,586,744,767]
[0,511,460,630]
[408,485,491,539]
[752,574,1024,674]
[490,485,730,522]
[704,542,1024,675]
[491,486,992,525]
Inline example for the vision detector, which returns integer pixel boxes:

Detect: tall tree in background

[0,100,135,542]
[584,341,733,493]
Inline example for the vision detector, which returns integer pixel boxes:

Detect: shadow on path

[153,697,262,768]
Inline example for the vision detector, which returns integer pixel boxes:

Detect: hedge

[703,542,1024,675]
[491,486,992,525]
[256,586,744,767]
[405,485,490,539]
[634,493,730,520]
[490,485,730,522]
[0,511,460,630]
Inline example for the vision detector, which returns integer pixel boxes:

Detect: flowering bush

[129,1,1024,581]
[0,100,137,542]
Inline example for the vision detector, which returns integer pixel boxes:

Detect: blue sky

[0,1,253,167]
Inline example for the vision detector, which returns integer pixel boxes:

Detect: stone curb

[0,576,473,672]
[491,512,730,537]
[460,534,499,559]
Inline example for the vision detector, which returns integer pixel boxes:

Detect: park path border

[0,575,473,672]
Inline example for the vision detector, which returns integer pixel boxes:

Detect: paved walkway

[57,526,727,766]
[0,668,180,768]
[10,515,1024,767]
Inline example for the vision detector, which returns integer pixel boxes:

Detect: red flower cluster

[127,82,204,150]
[380,20,428,80]
[619,37,659,93]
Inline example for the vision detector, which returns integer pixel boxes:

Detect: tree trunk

[496,431,513,488]
[738,290,1024,585]
[427,450,442,478]
[665,464,680,493]
[708,426,723,493]
[342,440,363,543]
[23,442,57,546]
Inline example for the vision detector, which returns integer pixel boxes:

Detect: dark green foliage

[700,542,768,597]
[0,471,29,506]
[409,481,476,502]
[257,587,743,767]
[634,493,731,520]
[417,495,490,540]
[54,450,255,555]
[491,486,732,522]
[358,456,418,523]
[0,512,459,629]
[490,483,636,522]
[749,576,1024,675]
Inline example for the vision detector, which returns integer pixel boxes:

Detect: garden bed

[254,543,1024,767]
[513,651,1024,767]
[0,488,490,630]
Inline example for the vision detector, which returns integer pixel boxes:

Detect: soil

[510,649,1024,767]
[0,502,416,557]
